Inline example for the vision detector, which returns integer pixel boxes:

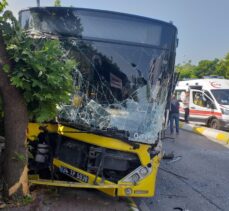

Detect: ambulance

[175,79,229,130]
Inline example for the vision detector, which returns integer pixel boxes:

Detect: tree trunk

[0,34,29,198]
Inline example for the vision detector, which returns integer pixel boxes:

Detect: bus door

[189,89,217,124]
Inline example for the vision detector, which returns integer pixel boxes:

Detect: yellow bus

[20,7,178,197]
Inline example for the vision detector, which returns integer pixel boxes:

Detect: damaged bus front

[20,7,178,197]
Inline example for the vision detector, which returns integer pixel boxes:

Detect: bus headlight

[132,173,141,183]
[122,165,152,184]
[139,167,149,176]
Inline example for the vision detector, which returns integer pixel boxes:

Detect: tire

[209,118,220,129]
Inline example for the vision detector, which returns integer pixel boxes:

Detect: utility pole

[37,0,40,7]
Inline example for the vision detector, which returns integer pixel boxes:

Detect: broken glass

[19,7,177,144]
[57,38,172,144]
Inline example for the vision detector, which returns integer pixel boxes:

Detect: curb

[180,123,229,145]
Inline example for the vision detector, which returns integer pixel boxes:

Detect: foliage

[54,0,61,6]
[176,60,197,79]
[20,195,33,206]
[12,152,27,164]
[194,59,219,78]
[216,53,229,79]
[12,194,33,206]
[0,11,77,122]
[0,0,7,13]
[0,0,7,136]
[176,54,229,80]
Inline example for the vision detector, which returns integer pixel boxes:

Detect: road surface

[135,129,229,211]
[3,130,229,210]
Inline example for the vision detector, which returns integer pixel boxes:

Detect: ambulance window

[193,91,204,107]
[175,90,185,101]
[204,90,213,100]
[193,91,215,109]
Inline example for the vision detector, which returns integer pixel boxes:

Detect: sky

[5,0,229,65]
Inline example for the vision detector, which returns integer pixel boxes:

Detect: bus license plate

[59,166,89,183]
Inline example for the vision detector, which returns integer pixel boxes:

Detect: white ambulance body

[175,79,229,130]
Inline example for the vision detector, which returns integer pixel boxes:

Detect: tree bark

[0,33,29,197]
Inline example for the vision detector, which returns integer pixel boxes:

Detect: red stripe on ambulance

[189,109,222,117]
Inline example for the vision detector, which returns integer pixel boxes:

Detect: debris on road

[163,151,175,159]
[173,207,190,211]
[166,156,182,164]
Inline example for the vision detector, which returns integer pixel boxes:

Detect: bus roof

[19,7,177,31]
[19,7,178,49]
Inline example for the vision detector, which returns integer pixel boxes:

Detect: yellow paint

[179,122,184,128]
[28,174,40,180]
[27,123,58,140]
[216,133,229,144]
[30,179,118,189]
[27,123,161,197]
[118,155,160,197]
[53,159,117,196]
[57,125,151,166]
[28,123,151,166]
[9,166,29,196]
[193,127,206,134]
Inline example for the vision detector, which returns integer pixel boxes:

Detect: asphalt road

[2,130,229,210]
[135,129,229,211]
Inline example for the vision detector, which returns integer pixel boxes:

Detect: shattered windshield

[19,7,177,144]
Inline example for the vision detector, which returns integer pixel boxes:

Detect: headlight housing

[122,165,152,184]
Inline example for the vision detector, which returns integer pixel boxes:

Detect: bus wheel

[209,118,220,129]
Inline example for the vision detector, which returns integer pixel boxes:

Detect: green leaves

[54,0,61,7]
[12,152,26,163]
[3,64,10,73]
[0,0,7,13]
[176,55,229,80]
[0,11,77,122]
[176,60,196,79]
